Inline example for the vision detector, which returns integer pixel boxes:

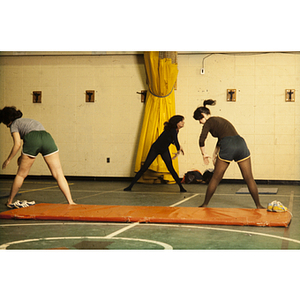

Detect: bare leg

[6,154,35,205]
[238,158,265,209]
[199,158,229,207]
[44,152,75,205]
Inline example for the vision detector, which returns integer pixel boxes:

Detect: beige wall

[0,52,299,181]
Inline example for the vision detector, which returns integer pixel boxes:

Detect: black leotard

[152,127,180,153]
[124,127,186,191]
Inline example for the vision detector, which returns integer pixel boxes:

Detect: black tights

[124,146,186,192]
[199,157,264,208]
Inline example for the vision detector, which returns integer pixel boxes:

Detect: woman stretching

[0,106,76,207]
[193,100,264,209]
[124,115,186,192]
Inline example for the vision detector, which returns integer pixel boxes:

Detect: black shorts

[218,135,250,163]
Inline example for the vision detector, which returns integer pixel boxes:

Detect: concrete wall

[0,52,299,180]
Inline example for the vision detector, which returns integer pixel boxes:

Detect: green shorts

[22,131,59,158]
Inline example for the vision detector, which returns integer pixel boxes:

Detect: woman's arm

[171,128,183,159]
[200,146,211,165]
[2,132,22,169]
[172,128,180,151]
[172,146,184,160]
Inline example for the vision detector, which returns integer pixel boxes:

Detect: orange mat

[0,204,292,227]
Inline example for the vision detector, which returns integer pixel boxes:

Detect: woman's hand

[202,154,211,165]
[172,150,180,160]
[172,147,184,160]
[200,146,210,165]
[2,159,10,169]
[172,151,179,160]
[3,132,22,169]
[180,147,184,155]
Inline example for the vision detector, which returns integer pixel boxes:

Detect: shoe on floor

[6,200,35,209]
[267,200,287,212]
[272,201,287,212]
[267,201,275,212]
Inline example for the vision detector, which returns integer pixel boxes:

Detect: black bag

[202,169,214,184]
[183,170,203,184]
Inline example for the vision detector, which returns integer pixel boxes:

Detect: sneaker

[6,200,36,209]
[267,200,287,212]
[23,200,35,206]
[14,200,29,208]
[272,201,287,212]
[267,201,275,211]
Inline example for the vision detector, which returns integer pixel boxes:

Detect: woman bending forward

[193,100,264,209]
[0,106,76,207]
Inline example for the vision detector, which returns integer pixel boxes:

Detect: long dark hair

[0,106,23,125]
[164,115,184,131]
[193,99,216,120]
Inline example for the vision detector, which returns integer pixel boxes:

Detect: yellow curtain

[134,51,179,184]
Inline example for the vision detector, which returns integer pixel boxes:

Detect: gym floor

[0,178,299,250]
[1,178,299,299]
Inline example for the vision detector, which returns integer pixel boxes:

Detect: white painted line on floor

[18,185,66,194]
[0,236,173,250]
[147,223,300,245]
[281,191,295,249]
[1,222,299,247]
[105,222,140,238]
[170,193,200,207]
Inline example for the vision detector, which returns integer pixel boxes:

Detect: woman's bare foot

[256,205,265,209]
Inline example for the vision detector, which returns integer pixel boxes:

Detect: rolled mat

[0,203,292,227]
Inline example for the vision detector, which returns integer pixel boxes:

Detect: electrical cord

[200,51,300,71]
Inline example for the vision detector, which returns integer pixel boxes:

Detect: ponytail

[193,99,216,120]
[203,99,216,107]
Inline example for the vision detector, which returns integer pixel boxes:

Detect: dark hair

[164,115,184,131]
[0,106,23,125]
[193,99,216,120]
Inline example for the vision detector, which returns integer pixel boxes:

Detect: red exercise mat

[0,203,292,227]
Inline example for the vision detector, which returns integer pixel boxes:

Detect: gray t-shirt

[10,118,45,139]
